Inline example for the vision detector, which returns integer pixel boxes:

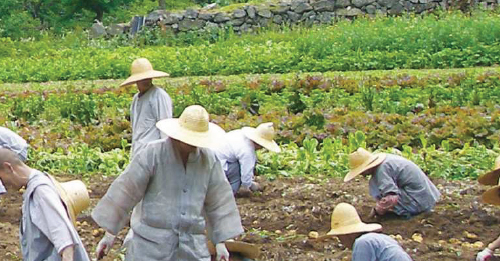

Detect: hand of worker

[368,208,378,219]
[238,186,252,197]
[216,242,230,261]
[249,181,261,192]
[476,248,493,261]
[96,231,116,260]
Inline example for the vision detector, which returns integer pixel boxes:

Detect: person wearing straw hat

[324,203,412,261]
[120,57,173,157]
[476,157,500,261]
[213,122,280,195]
[0,127,29,198]
[92,105,244,261]
[345,148,440,219]
[115,57,173,248]
[0,148,90,261]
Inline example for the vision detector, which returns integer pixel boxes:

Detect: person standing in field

[323,202,413,261]
[0,148,90,261]
[213,122,280,195]
[123,58,173,157]
[476,155,500,261]
[344,148,440,219]
[97,58,173,251]
[92,105,243,261]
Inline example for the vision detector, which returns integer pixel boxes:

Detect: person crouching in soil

[324,203,413,261]
[0,148,90,261]
[476,155,500,261]
[92,105,244,261]
[213,122,280,196]
[344,148,441,219]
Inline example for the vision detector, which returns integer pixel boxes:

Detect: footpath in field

[0,175,498,260]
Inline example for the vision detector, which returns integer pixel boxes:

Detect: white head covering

[0,179,6,195]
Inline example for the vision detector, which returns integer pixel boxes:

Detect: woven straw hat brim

[156,119,225,149]
[478,168,500,186]
[242,127,281,153]
[207,241,260,259]
[344,153,386,182]
[47,175,90,225]
[326,222,382,237]
[120,70,169,87]
[482,185,500,205]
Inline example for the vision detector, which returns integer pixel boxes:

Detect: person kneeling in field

[476,155,500,261]
[324,203,413,261]
[92,105,244,261]
[344,148,441,219]
[213,122,280,195]
[0,148,90,261]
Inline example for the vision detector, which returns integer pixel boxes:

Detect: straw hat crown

[344,148,386,182]
[179,105,209,133]
[120,58,169,87]
[478,155,500,185]
[156,105,226,149]
[242,122,281,153]
[326,203,382,236]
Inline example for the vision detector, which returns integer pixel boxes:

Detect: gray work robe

[130,85,172,157]
[369,154,441,217]
[352,233,413,261]
[20,170,90,261]
[92,138,244,261]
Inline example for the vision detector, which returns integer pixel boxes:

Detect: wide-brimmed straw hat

[478,156,500,185]
[48,175,90,225]
[207,240,260,259]
[156,105,225,149]
[242,122,281,153]
[482,181,500,206]
[119,58,169,87]
[326,203,382,237]
[344,148,386,182]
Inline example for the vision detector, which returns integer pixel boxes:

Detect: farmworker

[213,122,281,195]
[92,105,244,261]
[117,57,173,247]
[120,57,173,157]
[0,127,29,196]
[323,202,413,261]
[476,155,500,261]
[344,148,441,219]
[0,148,90,261]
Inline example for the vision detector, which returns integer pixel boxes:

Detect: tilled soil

[1,175,499,261]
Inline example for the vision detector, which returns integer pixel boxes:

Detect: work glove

[96,231,116,260]
[476,248,493,261]
[249,181,261,192]
[216,242,230,261]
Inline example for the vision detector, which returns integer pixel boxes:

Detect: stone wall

[90,0,499,38]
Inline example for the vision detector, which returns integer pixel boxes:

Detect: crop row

[2,69,500,152]
[29,131,499,180]
[2,12,500,82]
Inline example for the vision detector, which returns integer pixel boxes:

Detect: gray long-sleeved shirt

[92,138,244,261]
[130,86,172,156]
[369,154,441,216]
[352,233,412,261]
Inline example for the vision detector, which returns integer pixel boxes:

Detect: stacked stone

[90,0,496,38]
